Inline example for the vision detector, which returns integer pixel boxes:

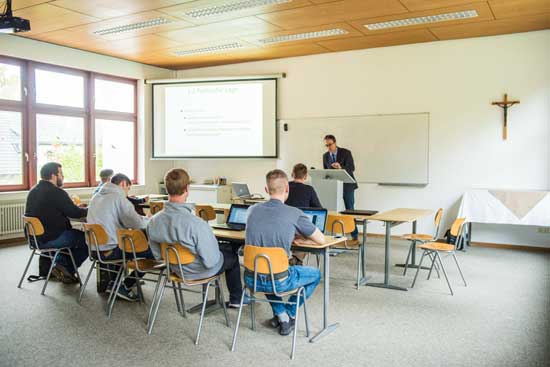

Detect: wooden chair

[108,229,164,318]
[401,208,444,276]
[146,242,230,344]
[195,205,216,221]
[79,223,125,305]
[149,201,164,215]
[231,245,310,360]
[18,216,82,295]
[411,218,467,295]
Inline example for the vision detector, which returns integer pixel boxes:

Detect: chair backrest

[449,218,466,246]
[22,216,44,248]
[149,201,164,215]
[326,214,355,235]
[243,245,289,275]
[117,228,149,254]
[433,208,444,238]
[71,194,81,206]
[195,205,216,221]
[160,242,196,266]
[83,223,109,260]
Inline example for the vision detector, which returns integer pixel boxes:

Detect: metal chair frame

[231,251,310,360]
[146,243,230,344]
[411,219,467,295]
[18,217,82,295]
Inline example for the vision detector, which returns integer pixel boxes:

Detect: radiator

[0,203,25,238]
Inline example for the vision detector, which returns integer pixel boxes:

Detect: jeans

[40,229,88,273]
[102,247,154,288]
[244,265,321,318]
[217,244,243,304]
[343,190,359,239]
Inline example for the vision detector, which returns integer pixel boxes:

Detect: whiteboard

[278,113,429,185]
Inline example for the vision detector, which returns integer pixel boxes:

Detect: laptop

[211,204,249,231]
[232,182,263,200]
[299,207,328,233]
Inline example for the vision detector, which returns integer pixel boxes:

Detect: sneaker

[226,294,251,309]
[279,318,295,336]
[269,316,280,328]
[52,264,79,284]
[116,285,139,302]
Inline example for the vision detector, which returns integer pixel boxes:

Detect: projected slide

[153,79,277,158]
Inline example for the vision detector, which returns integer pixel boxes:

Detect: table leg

[366,222,408,291]
[310,247,339,343]
[357,219,370,287]
[395,220,430,271]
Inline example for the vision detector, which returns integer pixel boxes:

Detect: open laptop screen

[299,208,328,233]
[228,204,249,225]
[232,183,251,198]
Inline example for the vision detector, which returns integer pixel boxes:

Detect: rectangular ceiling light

[93,17,172,36]
[259,28,348,45]
[365,10,478,30]
[173,42,244,56]
[185,0,292,19]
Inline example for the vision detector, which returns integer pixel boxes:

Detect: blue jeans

[343,190,359,239]
[40,229,88,273]
[244,265,321,318]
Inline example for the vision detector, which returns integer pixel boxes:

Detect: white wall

[170,30,550,247]
[0,34,175,201]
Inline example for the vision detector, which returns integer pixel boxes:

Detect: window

[0,56,138,192]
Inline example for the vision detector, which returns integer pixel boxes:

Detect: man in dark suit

[322,134,358,240]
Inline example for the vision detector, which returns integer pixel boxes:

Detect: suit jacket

[323,147,358,192]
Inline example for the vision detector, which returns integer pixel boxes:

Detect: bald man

[245,169,324,336]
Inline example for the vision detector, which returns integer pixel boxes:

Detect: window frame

[0,55,138,192]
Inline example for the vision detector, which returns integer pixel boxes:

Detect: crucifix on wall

[492,93,520,140]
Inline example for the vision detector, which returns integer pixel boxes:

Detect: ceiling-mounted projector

[0,0,30,34]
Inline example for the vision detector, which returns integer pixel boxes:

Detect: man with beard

[24,162,88,283]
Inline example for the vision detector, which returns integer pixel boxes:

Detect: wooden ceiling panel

[488,0,550,19]
[399,0,480,11]
[65,11,193,41]
[49,0,194,20]
[12,0,51,11]
[157,16,281,45]
[431,12,550,39]
[13,3,99,35]
[318,29,436,51]
[258,0,409,29]
[349,2,494,36]
[240,22,362,48]
[158,0,314,25]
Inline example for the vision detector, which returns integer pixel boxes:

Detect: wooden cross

[492,93,520,140]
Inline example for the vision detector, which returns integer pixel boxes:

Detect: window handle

[24,152,29,162]
[23,87,28,96]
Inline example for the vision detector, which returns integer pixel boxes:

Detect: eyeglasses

[324,142,334,147]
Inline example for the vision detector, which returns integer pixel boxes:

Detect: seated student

[24,162,88,283]
[87,173,152,301]
[246,169,324,336]
[147,168,244,307]
[286,163,322,208]
[93,168,114,196]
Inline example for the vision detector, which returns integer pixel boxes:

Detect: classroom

[0,1,548,366]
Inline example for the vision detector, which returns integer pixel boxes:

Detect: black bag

[26,252,52,282]
[97,263,119,293]
[444,229,465,251]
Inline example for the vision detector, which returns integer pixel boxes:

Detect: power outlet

[537,227,550,234]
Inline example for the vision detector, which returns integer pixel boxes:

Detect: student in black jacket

[285,164,322,208]
[25,162,88,283]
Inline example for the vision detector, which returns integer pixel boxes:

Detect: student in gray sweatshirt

[147,168,243,307]
[87,173,153,301]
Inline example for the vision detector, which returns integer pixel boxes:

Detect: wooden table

[213,228,345,343]
[365,208,432,291]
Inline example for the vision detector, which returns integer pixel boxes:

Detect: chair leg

[402,242,413,276]
[411,251,426,288]
[250,295,256,331]
[302,288,310,338]
[315,254,320,269]
[195,280,212,345]
[291,289,302,360]
[147,275,167,335]
[230,289,247,352]
[135,274,144,304]
[172,280,182,315]
[177,282,186,318]
[18,250,35,288]
[107,268,125,318]
[217,279,231,327]
[436,252,453,296]
[147,270,164,326]
[452,252,467,286]
[41,250,60,296]
[431,253,441,278]
[66,249,82,286]
[78,260,96,304]
[427,251,437,280]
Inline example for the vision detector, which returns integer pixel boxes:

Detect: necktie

[331,153,336,163]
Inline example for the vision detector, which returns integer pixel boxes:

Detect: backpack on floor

[26,252,52,282]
